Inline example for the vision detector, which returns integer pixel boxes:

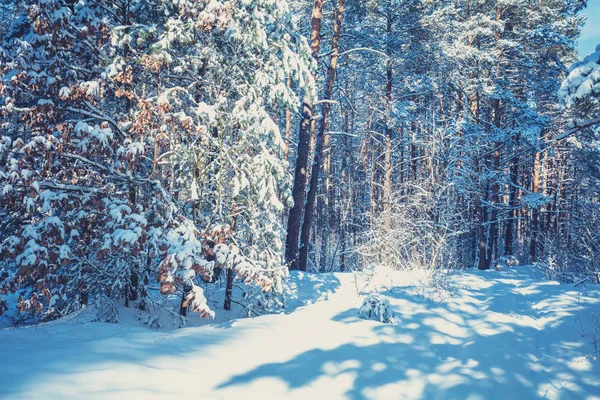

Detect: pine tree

[0,0,313,322]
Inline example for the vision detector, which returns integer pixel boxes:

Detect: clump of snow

[183,284,215,319]
[521,192,552,208]
[197,102,216,123]
[58,86,71,99]
[214,243,230,264]
[559,45,600,107]
[80,81,100,97]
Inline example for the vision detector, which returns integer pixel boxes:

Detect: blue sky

[579,1,600,57]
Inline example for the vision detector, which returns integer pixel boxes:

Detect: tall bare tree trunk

[530,149,541,263]
[382,3,393,232]
[339,101,351,272]
[475,158,488,270]
[224,208,238,311]
[505,132,520,255]
[285,0,323,270]
[299,0,344,271]
[487,98,502,265]
[284,77,292,162]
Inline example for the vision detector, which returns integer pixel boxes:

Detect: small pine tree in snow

[358,293,395,323]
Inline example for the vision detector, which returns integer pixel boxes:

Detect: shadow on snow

[219,268,600,399]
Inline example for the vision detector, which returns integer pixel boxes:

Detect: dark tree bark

[223,269,234,311]
[299,0,345,271]
[486,98,502,265]
[530,150,541,263]
[505,133,520,255]
[179,281,192,316]
[285,0,324,270]
[224,209,238,310]
[382,1,394,232]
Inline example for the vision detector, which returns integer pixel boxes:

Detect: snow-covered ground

[1,267,599,399]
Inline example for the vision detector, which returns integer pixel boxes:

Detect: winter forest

[1,0,600,398]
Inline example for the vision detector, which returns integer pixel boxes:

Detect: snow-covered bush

[531,213,600,285]
[358,293,395,323]
[356,180,464,272]
[495,255,519,270]
[413,268,459,304]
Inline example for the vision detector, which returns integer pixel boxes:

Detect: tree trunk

[382,5,393,232]
[126,184,139,306]
[505,133,520,255]
[299,0,344,272]
[486,98,502,265]
[285,0,324,270]
[284,77,292,162]
[223,268,234,311]
[487,141,501,265]
[224,208,238,310]
[530,149,541,263]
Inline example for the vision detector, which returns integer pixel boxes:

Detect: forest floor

[1,266,600,399]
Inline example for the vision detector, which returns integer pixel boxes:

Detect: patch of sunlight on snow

[470,370,488,380]
[465,395,486,400]
[321,359,361,375]
[375,324,415,344]
[469,320,514,336]
[434,358,487,380]
[538,379,582,400]
[511,286,541,296]
[533,316,562,329]
[459,275,494,290]
[496,278,522,286]
[533,292,587,313]
[435,357,468,373]
[363,368,426,400]
[399,333,416,344]
[483,312,541,330]
[428,373,469,389]
[393,298,429,318]
[242,378,290,396]
[371,362,386,372]
[489,367,507,383]
[378,325,396,336]
[423,316,469,338]
[434,308,466,325]
[295,370,357,399]
[534,280,561,287]
[429,332,462,345]
[568,357,594,371]
[557,372,577,382]
[514,372,534,388]
[528,361,551,373]
[451,301,484,315]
